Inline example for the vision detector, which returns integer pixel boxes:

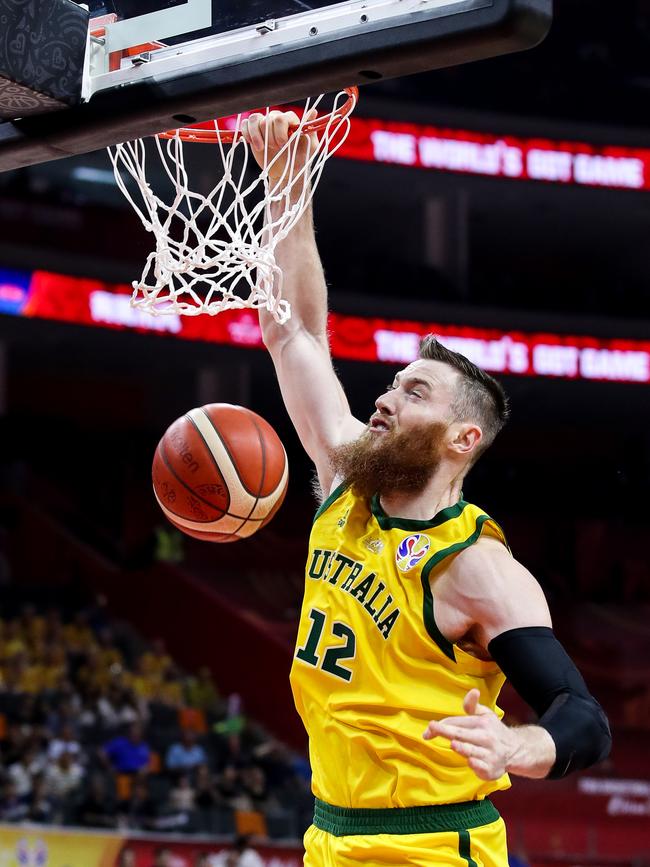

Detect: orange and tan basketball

[152,403,288,543]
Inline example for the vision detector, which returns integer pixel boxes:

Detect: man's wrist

[505,724,556,779]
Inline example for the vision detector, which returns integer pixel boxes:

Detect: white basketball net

[108,89,356,324]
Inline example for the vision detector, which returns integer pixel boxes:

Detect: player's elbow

[260,318,316,355]
[260,316,290,352]
[541,692,612,779]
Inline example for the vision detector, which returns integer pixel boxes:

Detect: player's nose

[375,392,396,414]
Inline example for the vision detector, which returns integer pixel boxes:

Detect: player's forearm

[505,724,556,779]
[260,201,329,347]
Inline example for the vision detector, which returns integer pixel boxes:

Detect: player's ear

[448,423,482,456]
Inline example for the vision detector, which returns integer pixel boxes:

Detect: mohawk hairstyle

[419,334,510,463]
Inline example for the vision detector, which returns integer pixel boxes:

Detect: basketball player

[243,112,611,866]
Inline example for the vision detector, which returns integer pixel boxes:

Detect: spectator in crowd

[44,751,84,799]
[97,684,142,730]
[194,764,220,809]
[168,773,196,811]
[509,851,531,867]
[193,855,211,867]
[153,524,184,564]
[8,651,41,693]
[14,693,50,730]
[19,605,45,645]
[8,745,45,797]
[211,836,264,867]
[63,611,95,653]
[2,619,26,659]
[156,665,184,708]
[27,774,55,824]
[0,780,29,822]
[215,763,243,807]
[185,666,220,714]
[0,723,26,767]
[151,849,173,867]
[96,627,124,670]
[76,774,118,828]
[77,646,113,694]
[119,777,158,830]
[48,722,83,763]
[240,765,270,811]
[84,594,110,634]
[2,655,24,693]
[43,608,65,645]
[51,679,83,716]
[141,639,172,679]
[102,721,151,774]
[129,656,160,702]
[166,729,207,774]
[40,642,68,689]
[117,847,137,867]
[78,689,101,731]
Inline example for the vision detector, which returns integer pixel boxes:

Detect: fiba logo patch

[16,838,48,866]
[396,534,431,572]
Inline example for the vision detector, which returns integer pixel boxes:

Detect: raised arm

[243,111,365,494]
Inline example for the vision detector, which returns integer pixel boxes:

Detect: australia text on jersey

[308,548,401,640]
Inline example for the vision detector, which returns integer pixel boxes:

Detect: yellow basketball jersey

[290,484,511,810]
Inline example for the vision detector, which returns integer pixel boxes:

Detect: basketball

[152,403,288,543]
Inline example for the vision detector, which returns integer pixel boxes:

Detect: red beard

[329,421,448,500]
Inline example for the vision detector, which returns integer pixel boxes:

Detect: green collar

[370,494,468,532]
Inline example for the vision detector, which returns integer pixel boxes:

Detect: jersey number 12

[295,608,356,682]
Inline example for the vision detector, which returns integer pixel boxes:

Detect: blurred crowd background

[0,597,313,839]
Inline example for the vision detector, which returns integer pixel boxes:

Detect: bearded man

[243,111,611,867]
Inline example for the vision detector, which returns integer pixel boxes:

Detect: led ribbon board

[1,268,648,385]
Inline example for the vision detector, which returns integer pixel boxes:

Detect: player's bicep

[449,539,552,649]
[268,329,365,483]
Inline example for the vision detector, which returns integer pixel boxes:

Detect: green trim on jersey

[312,797,499,836]
[458,830,479,867]
[314,481,349,523]
[371,495,469,532]
[420,513,493,662]
[420,569,456,662]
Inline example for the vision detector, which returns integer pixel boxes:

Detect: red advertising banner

[2,268,648,386]
[216,106,650,192]
[121,838,302,866]
[336,116,650,192]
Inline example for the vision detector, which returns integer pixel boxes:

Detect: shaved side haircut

[419,335,510,463]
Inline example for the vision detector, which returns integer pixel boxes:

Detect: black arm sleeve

[487,626,612,779]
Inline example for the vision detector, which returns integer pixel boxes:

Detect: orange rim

[159,86,358,144]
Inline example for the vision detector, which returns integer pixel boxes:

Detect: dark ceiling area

[380,0,650,129]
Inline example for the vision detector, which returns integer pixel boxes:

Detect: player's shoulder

[439,530,551,634]
[445,530,541,599]
[450,529,516,571]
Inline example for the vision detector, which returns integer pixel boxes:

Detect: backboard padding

[0,0,552,172]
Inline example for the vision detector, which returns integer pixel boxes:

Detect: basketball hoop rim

[158,86,358,144]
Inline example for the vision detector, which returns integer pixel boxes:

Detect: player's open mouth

[369,416,391,432]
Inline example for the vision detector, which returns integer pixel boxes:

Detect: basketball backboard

[0,0,552,172]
